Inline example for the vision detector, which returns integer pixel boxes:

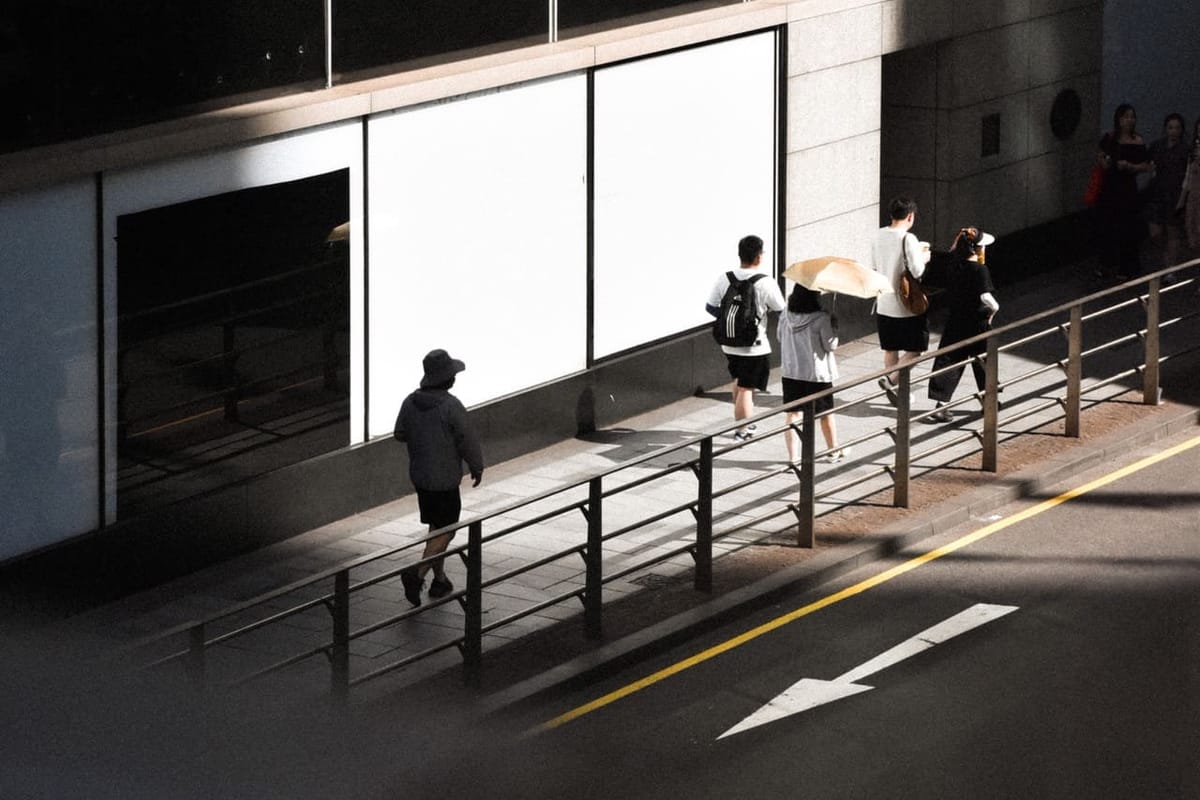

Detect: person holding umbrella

[779,254,888,464]
[926,227,1000,423]
[777,283,847,463]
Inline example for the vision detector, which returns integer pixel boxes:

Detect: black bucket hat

[420,349,466,388]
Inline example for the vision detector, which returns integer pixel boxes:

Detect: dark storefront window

[558,0,739,37]
[115,170,350,516]
[1,0,325,154]
[332,0,547,78]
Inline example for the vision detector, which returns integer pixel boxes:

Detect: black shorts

[417,487,462,531]
[726,353,771,391]
[781,377,834,413]
[877,313,929,353]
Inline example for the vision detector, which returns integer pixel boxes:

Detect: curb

[479,400,1200,716]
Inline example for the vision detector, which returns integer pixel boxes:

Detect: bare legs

[882,350,922,384]
[731,380,755,423]
[785,411,838,463]
[416,529,453,583]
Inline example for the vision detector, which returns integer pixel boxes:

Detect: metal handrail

[123,258,1200,695]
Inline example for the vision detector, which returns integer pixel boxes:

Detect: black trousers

[928,350,986,404]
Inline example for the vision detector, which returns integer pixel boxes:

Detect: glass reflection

[115,170,350,516]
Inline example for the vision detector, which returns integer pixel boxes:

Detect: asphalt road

[478,428,1200,799]
[8,428,1199,800]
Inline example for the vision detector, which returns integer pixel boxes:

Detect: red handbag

[1083,163,1105,207]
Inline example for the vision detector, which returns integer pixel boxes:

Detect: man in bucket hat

[395,349,484,606]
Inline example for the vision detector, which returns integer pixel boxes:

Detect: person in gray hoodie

[778,284,847,464]
[395,349,484,606]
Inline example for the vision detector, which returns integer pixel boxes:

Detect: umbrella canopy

[783,256,893,299]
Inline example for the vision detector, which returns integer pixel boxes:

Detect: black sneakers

[401,567,423,607]
[429,576,454,598]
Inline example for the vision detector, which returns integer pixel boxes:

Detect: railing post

[584,478,603,639]
[463,521,483,687]
[1143,277,1162,405]
[1066,305,1082,438]
[695,437,713,592]
[186,623,206,690]
[893,366,912,508]
[796,402,816,548]
[330,569,350,701]
[981,338,999,472]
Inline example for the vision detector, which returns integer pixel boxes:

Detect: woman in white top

[778,284,847,463]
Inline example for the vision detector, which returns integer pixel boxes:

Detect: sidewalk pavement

[60,257,1200,704]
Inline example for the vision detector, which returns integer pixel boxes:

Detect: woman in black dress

[927,227,999,423]
[1094,103,1154,280]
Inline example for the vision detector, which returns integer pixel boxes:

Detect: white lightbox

[592,31,778,358]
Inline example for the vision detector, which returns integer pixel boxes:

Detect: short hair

[1164,112,1185,132]
[787,284,822,314]
[738,235,764,265]
[889,196,918,221]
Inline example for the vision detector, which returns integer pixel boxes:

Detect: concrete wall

[877,0,1103,252]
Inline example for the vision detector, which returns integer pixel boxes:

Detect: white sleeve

[980,292,999,313]
[903,234,926,279]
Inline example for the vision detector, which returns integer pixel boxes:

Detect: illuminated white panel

[104,121,365,520]
[366,74,588,437]
[593,32,777,358]
[0,180,98,560]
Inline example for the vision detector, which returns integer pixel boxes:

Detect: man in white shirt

[706,234,786,440]
[869,196,930,404]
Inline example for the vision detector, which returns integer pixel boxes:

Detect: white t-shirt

[870,226,926,318]
[706,267,786,356]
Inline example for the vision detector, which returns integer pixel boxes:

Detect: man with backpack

[705,234,785,440]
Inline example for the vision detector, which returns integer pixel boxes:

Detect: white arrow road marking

[718,603,1019,739]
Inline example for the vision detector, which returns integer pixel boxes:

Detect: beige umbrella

[783,256,893,299]
[325,221,350,243]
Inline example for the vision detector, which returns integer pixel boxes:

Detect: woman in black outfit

[927,227,999,423]
[1094,103,1154,280]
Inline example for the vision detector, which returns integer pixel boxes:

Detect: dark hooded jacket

[394,388,484,491]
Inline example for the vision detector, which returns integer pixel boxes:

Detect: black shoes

[401,567,423,607]
[928,405,953,423]
[429,576,454,598]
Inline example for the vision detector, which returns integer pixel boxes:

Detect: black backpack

[713,271,765,347]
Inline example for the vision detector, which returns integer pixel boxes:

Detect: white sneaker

[824,447,851,463]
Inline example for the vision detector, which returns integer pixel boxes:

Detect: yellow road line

[538,433,1200,732]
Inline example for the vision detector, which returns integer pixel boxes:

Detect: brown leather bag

[898,236,929,315]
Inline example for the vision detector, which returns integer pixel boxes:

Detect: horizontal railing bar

[601,457,702,499]
[996,322,1068,353]
[1079,296,1142,325]
[600,501,698,542]
[479,587,588,634]
[348,594,460,640]
[476,500,590,545]
[233,645,330,685]
[478,544,588,588]
[350,638,466,687]
[1002,359,1068,387]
